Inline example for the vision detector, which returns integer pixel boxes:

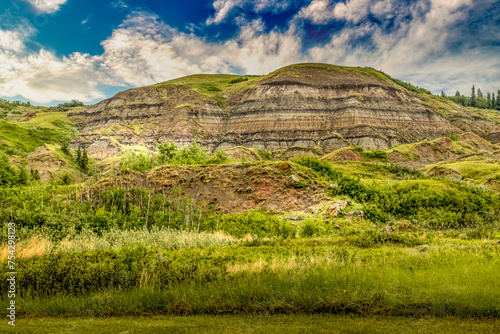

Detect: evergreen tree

[477,88,483,98]
[455,91,460,97]
[30,168,40,181]
[81,148,89,172]
[487,92,491,109]
[497,90,500,110]
[493,93,496,109]
[441,91,446,97]
[471,85,476,107]
[76,145,82,166]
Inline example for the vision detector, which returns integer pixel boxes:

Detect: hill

[70,63,500,160]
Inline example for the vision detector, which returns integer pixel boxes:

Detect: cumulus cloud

[306,0,500,95]
[206,0,243,25]
[24,0,68,14]
[1,0,499,104]
[206,0,292,25]
[104,12,301,85]
[298,0,385,24]
[0,23,117,103]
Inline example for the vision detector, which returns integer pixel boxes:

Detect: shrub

[299,219,324,237]
[215,210,296,239]
[361,150,387,159]
[353,146,387,159]
[292,156,343,180]
[60,173,71,185]
[353,146,364,153]
[256,149,274,161]
[206,86,222,92]
[230,77,248,84]
[119,152,155,173]
[156,141,230,165]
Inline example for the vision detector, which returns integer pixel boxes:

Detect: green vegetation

[6,315,500,334]
[2,239,499,319]
[156,141,229,166]
[446,87,500,110]
[353,146,388,159]
[151,74,262,106]
[1,71,499,328]
[119,151,155,173]
[293,156,499,227]
[0,154,37,187]
[0,120,76,155]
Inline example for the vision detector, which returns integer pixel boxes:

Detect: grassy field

[3,314,500,334]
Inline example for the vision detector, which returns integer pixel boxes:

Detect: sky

[0,0,499,106]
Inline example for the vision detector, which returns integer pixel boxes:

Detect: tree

[497,90,500,110]
[17,159,29,186]
[81,148,89,172]
[477,88,483,98]
[471,85,476,107]
[441,91,446,97]
[156,141,178,163]
[0,155,17,187]
[487,92,492,109]
[76,145,82,166]
[493,93,496,109]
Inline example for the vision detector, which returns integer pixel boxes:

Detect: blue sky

[0,0,499,105]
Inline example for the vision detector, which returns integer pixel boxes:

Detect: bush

[361,150,387,159]
[353,146,387,159]
[256,149,274,161]
[156,141,229,165]
[292,156,343,180]
[294,157,499,228]
[299,219,324,238]
[119,152,155,173]
[206,86,222,92]
[215,210,296,239]
[230,77,248,84]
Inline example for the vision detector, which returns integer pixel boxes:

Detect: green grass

[3,315,500,334]
[0,111,78,155]
[150,74,263,105]
[422,158,500,184]
[4,239,500,318]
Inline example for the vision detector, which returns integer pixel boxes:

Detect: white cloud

[305,0,500,95]
[206,0,291,25]
[0,30,27,53]
[206,0,243,25]
[298,0,395,24]
[0,24,117,103]
[1,1,499,105]
[24,0,68,14]
[104,12,301,85]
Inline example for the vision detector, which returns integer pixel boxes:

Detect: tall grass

[0,228,237,260]
[57,227,237,253]
[5,243,499,318]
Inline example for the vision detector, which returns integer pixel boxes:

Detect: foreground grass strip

[2,315,500,334]
[10,247,500,318]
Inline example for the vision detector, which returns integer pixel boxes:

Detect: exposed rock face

[71,64,500,159]
[86,137,120,160]
[96,162,326,213]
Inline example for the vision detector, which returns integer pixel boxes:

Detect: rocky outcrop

[71,64,500,159]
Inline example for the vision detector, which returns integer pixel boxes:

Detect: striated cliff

[70,63,500,159]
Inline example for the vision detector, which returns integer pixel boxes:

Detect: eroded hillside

[70,63,500,159]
